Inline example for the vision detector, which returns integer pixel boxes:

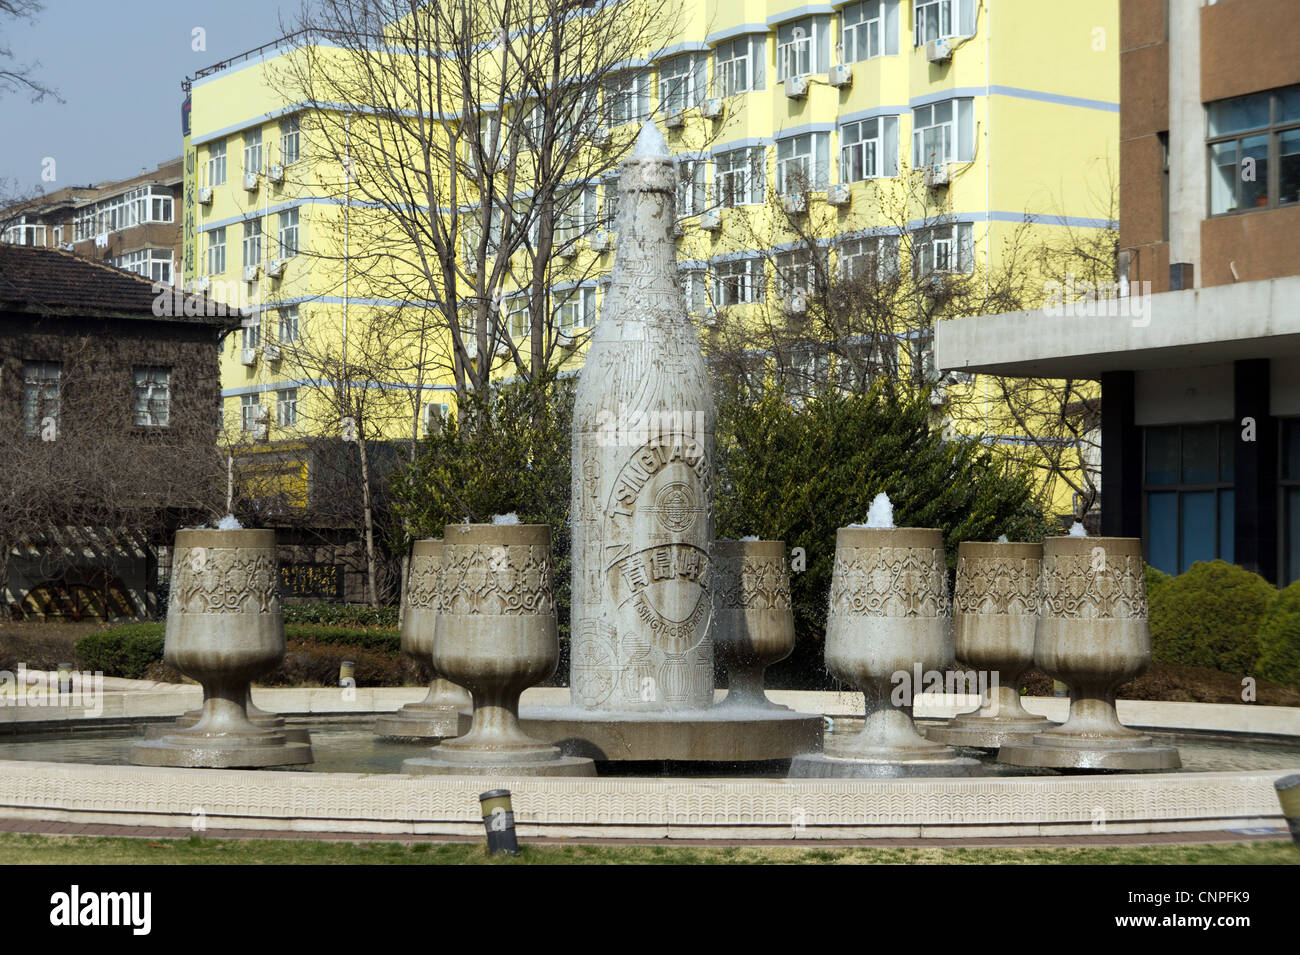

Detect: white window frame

[278,305,299,344]
[777,17,830,81]
[839,234,901,281]
[842,1,900,62]
[776,132,830,193]
[660,53,704,113]
[242,321,261,351]
[775,248,820,298]
[276,388,298,428]
[278,208,299,257]
[841,115,899,182]
[240,394,260,432]
[676,158,706,217]
[208,140,227,186]
[553,286,596,330]
[912,98,974,167]
[242,218,262,268]
[714,257,763,306]
[602,176,620,230]
[22,360,60,437]
[557,185,599,246]
[680,267,711,313]
[912,222,974,277]
[604,70,651,126]
[207,227,226,275]
[716,147,765,206]
[914,0,976,46]
[505,292,531,338]
[714,35,765,97]
[133,366,171,427]
[243,128,263,175]
[280,115,301,165]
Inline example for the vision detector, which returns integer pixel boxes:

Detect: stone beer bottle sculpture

[570,123,717,711]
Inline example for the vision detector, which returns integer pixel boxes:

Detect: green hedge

[77,623,401,679]
[1149,560,1277,674]
[1255,580,1300,685]
[1144,564,1173,604]
[281,603,399,628]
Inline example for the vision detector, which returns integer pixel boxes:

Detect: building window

[2,219,45,246]
[777,17,830,81]
[660,53,705,113]
[242,218,262,268]
[1283,418,1300,584]
[207,227,226,275]
[602,176,620,230]
[276,388,298,428]
[557,185,599,246]
[680,268,710,313]
[151,193,173,223]
[842,1,900,61]
[840,234,900,281]
[914,0,976,46]
[278,305,299,343]
[776,248,823,297]
[604,71,651,125]
[243,128,263,175]
[841,115,900,181]
[714,34,765,97]
[776,132,830,193]
[553,286,596,330]
[912,222,974,276]
[1207,84,1300,214]
[113,248,174,285]
[22,361,60,437]
[676,158,706,217]
[280,115,301,165]
[1144,423,1236,575]
[208,140,227,186]
[716,147,765,206]
[278,208,299,257]
[505,293,531,338]
[241,394,261,431]
[912,98,975,167]
[714,258,763,306]
[242,320,261,351]
[133,366,171,427]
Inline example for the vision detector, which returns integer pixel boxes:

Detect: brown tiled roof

[0,245,239,328]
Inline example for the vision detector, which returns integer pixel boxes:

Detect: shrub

[1255,580,1300,685]
[716,383,1053,686]
[75,625,165,679]
[265,641,406,687]
[1144,564,1172,603]
[1149,560,1277,674]
[281,603,398,628]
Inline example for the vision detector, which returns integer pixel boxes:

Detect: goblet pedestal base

[402,749,595,777]
[788,750,982,778]
[144,709,311,745]
[925,714,1058,750]
[998,732,1181,771]
[130,730,313,768]
[373,703,462,740]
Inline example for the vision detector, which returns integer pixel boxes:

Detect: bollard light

[479,789,520,856]
[339,661,355,687]
[1276,774,1300,845]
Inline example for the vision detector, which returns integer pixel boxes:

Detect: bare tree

[0,0,60,103]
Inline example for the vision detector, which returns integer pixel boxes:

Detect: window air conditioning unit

[784,75,809,99]
[828,64,853,88]
[702,310,719,328]
[268,164,285,184]
[557,327,577,349]
[241,348,258,366]
[672,219,685,238]
[195,275,211,293]
[785,289,808,315]
[699,208,721,231]
[423,402,449,435]
[926,38,953,63]
[666,110,686,129]
[827,183,851,207]
[266,257,287,278]
[556,244,576,261]
[264,343,281,361]
[590,231,613,253]
[243,172,259,191]
[253,423,269,441]
[198,186,213,205]
[924,163,951,188]
[702,97,723,120]
[243,265,261,282]
[464,339,478,361]
[929,384,948,407]
[592,126,612,148]
[781,193,808,215]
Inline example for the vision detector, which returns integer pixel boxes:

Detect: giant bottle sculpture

[570,123,717,711]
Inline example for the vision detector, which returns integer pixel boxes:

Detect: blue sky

[0,1,301,194]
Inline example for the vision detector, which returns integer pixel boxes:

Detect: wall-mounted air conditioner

[243,172,259,191]
[827,183,851,207]
[268,164,285,184]
[266,258,287,278]
[781,193,807,215]
[195,276,211,293]
[828,64,852,88]
[699,208,721,231]
[672,219,684,237]
[666,110,685,129]
[924,163,951,188]
[243,265,260,282]
[784,76,809,99]
[590,231,613,253]
[264,344,281,361]
[926,39,953,63]
[423,402,449,435]
[785,289,808,315]
[241,348,258,366]
[592,127,612,148]
[198,186,213,205]
[557,327,577,349]
[702,98,723,119]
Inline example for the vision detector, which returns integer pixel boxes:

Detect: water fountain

[130,526,313,768]
[998,535,1181,770]
[925,540,1057,748]
[373,538,470,740]
[403,521,594,776]
[711,539,795,710]
[791,496,980,777]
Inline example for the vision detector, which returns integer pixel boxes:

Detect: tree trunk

[356,432,379,607]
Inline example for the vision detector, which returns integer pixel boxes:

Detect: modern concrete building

[937,0,1300,583]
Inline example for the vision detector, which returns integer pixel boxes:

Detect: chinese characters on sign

[278,563,344,600]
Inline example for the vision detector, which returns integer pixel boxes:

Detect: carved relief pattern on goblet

[406,553,441,611]
[1040,553,1147,620]
[954,555,1041,616]
[829,546,950,618]
[438,543,554,616]
[170,549,280,615]
[712,553,792,611]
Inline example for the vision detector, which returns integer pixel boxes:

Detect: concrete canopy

[935,276,1300,378]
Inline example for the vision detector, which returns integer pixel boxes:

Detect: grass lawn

[0,832,1294,865]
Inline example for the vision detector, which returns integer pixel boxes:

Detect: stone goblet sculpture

[144,689,310,743]
[403,523,594,776]
[712,540,795,710]
[926,541,1056,748]
[130,528,312,768]
[374,539,471,740]
[998,536,1180,770]
[791,527,979,777]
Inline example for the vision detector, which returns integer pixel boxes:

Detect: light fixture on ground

[130,528,312,768]
[374,538,470,740]
[998,536,1181,771]
[790,526,980,778]
[926,541,1056,749]
[711,539,795,710]
[403,522,595,777]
